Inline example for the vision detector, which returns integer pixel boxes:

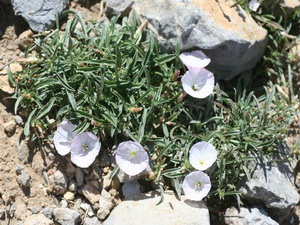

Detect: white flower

[70,132,101,168]
[53,120,78,156]
[179,50,211,69]
[249,0,260,12]
[189,141,217,171]
[115,141,149,176]
[181,68,214,99]
[183,171,211,201]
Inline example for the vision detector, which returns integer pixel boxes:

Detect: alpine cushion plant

[115,141,149,176]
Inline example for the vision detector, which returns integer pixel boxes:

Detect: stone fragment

[17,140,30,163]
[0,75,14,94]
[14,202,27,220]
[98,150,112,167]
[68,179,78,192]
[82,183,100,204]
[41,207,53,219]
[105,0,134,17]
[66,161,77,177]
[60,200,68,208]
[3,120,16,136]
[19,170,31,187]
[224,206,279,225]
[84,217,101,225]
[76,168,84,187]
[103,191,210,225]
[239,157,299,224]
[53,207,81,225]
[48,170,68,195]
[64,191,75,201]
[106,0,268,80]
[97,189,114,220]
[12,0,70,32]
[15,115,23,125]
[17,29,34,50]
[122,180,141,200]
[116,165,151,183]
[15,165,24,174]
[23,214,54,225]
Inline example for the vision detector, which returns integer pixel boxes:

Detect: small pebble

[64,191,75,201]
[20,170,31,187]
[15,165,24,174]
[76,168,84,187]
[68,179,78,192]
[14,115,23,125]
[4,120,17,136]
[60,200,68,208]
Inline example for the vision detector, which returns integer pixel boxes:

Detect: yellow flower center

[195,181,202,190]
[129,150,137,158]
[82,144,89,152]
[192,84,199,91]
[199,159,205,165]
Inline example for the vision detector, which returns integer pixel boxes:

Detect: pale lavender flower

[53,120,78,156]
[181,68,214,99]
[179,50,211,69]
[183,171,211,201]
[70,132,101,168]
[249,0,260,12]
[115,141,149,176]
[189,141,217,171]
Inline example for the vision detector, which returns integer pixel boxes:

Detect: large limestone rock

[239,157,299,224]
[11,0,69,32]
[103,191,210,225]
[224,207,279,225]
[105,0,268,80]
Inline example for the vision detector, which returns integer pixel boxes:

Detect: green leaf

[36,97,56,119]
[24,108,37,136]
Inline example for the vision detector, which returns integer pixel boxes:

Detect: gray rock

[76,168,84,187]
[122,180,141,200]
[103,191,210,225]
[19,170,31,187]
[105,0,134,17]
[28,206,41,214]
[224,206,279,225]
[9,204,17,217]
[23,214,54,225]
[15,115,23,125]
[84,217,101,225]
[15,165,24,174]
[60,199,68,208]
[68,179,78,192]
[97,189,114,220]
[240,157,299,224]
[106,0,268,80]
[11,0,70,32]
[49,170,68,195]
[53,207,81,225]
[41,207,53,219]
[17,140,30,163]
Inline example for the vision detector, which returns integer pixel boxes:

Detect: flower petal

[249,0,260,12]
[115,141,149,176]
[70,132,101,168]
[180,50,211,69]
[181,68,214,99]
[183,171,211,201]
[53,120,78,156]
[189,141,217,171]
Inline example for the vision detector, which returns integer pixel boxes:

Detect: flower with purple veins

[115,141,149,176]
[181,68,215,99]
[70,132,101,168]
[183,171,212,201]
[53,120,78,156]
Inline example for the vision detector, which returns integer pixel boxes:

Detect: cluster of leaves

[9,11,294,200]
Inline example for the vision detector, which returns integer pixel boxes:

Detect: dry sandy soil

[0,1,102,224]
